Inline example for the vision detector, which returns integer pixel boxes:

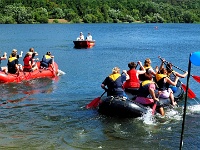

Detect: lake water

[0,23,200,149]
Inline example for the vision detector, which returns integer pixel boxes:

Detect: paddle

[158,57,196,99]
[86,91,106,109]
[160,57,200,83]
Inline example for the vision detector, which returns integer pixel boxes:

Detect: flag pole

[179,54,191,150]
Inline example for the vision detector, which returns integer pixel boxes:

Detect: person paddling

[101,67,129,98]
[0,52,8,74]
[135,74,165,116]
[40,52,54,69]
[123,61,145,89]
[23,52,38,72]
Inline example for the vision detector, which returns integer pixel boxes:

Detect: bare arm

[0,52,7,60]
[174,71,188,78]
[18,51,23,58]
[165,76,179,86]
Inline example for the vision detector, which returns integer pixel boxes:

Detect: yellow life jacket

[155,73,167,82]
[8,57,17,62]
[109,73,121,81]
[141,80,154,87]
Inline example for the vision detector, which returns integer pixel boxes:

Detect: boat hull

[98,87,184,118]
[73,40,95,48]
[0,62,58,83]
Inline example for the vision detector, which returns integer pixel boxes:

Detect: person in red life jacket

[23,52,38,72]
[123,61,146,89]
[135,74,165,116]
[101,67,129,98]
[155,68,179,106]
[40,52,54,69]
[139,58,158,81]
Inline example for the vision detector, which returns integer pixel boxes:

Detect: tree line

[0,0,199,24]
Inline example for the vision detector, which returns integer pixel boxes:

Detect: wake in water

[57,69,66,76]
[137,106,182,125]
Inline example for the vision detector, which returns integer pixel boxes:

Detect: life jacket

[7,57,18,74]
[40,55,52,68]
[23,56,32,69]
[137,80,154,97]
[123,69,140,88]
[138,66,152,81]
[155,73,169,90]
[106,73,124,96]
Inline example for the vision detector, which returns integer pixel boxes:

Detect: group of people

[76,32,93,41]
[0,48,55,75]
[101,58,188,116]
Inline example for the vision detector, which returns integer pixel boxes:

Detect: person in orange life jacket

[135,73,165,116]
[159,60,188,93]
[23,52,38,72]
[101,67,130,98]
[40,52,54,68]
[0,52,8,74]
[7,52,21,74]
[123,61,146,89]
[155,68,179,106]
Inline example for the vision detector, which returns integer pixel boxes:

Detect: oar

[158,57,196,99]
[86,91,106,109]
[160,57,200,83]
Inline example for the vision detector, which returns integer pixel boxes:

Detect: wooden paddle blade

[86,97,101,109]
[181,84,196,99]
[192,75,200,83]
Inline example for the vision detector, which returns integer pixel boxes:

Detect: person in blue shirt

[40,52,54,68]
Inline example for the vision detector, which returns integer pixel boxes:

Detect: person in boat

[76,32,84,41]
[29,48,39,67]
[40,52,54,69]
[164,62,188,92]
[139,58,158,81]
[135,73,165,116]
[101,67,130,98]
[0,52,8,74]
[155,68,179,106]
[9,49,23,59]
[86,32,92,41]
[123,61,146,89]
[23,52,38,72]
[7,52,22,74]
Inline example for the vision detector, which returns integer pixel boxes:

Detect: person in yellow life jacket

[139,58,158,81]
[155,68,179,106]
[9,49,23,59]
[101,67,129,98]
[7,52,20,74]
[23,52,38,72]
[40,52,54,69]
[123,61,145,89]
[135,74,165,116]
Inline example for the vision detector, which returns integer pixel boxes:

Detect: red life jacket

[23,56,32,69]
[123,69,140,88]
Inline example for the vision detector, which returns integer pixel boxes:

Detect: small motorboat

[0,62,58,83]
[73,40,95,49]
[98,86,184,118]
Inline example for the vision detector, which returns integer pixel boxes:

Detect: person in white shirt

[86,32,92,41]
[77,32,84,40]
